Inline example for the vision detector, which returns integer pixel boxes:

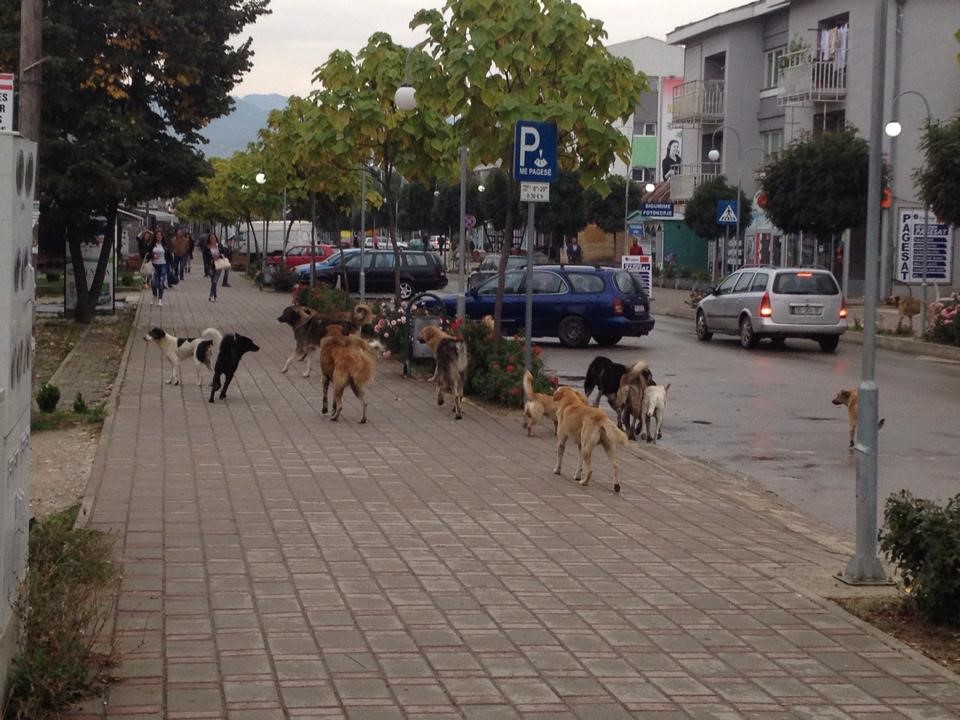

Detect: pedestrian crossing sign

[716,199,738,225]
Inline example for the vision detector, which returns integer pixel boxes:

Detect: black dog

[201,333,260,403]
[584,356,627,409]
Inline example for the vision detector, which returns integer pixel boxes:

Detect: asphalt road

[538,314,960,533]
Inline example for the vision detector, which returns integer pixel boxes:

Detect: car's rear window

[405,253,428,267]
[773,272,839,295]
[612,271,636,295]
[750,272,769,292]
[734,272,755,292]
[567,273,605,294]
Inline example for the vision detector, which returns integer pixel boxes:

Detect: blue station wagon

[437,265,655,347]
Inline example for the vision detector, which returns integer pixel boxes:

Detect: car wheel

[818,335,840,353]
[558,315,590,348]
[592,334,623,347]
[399,280,414,300]
[739,316,758,349]
[695,310,713,341]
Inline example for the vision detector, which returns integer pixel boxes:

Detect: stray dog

[144,327,221,386]
[521,370,559,437]
[614,360,654,440]
[584,356,628,409]
[207,333,260,403]
[553,385,628,493]
[277,304,371,377]
[887,293,922,334]
[319,326,378,423]
[640,383,670,444]
[481,315,495,337]
[418,325,468,420]
[832,388,886,448]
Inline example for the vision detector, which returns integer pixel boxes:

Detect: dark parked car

[302,249,447,299]
[467,253,549,289]
[438,265,655,347]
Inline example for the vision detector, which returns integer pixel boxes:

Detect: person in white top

[148,237,167,306]
[206,233,223,302]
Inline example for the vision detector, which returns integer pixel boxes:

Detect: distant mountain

[199,93,289,159]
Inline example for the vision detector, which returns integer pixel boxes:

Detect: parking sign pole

[524,201,535,371]
[457,144,467,322]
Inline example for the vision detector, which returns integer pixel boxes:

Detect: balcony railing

[777,50,847,106]
[669,162,722,202]
[670,80,725,128]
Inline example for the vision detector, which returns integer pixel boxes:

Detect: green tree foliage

[536,171,586,250]
[480,169,519,234]
[585,176,641,234]
[759,129,870,240]
[683,177,753,241]
[412,0,646,339]
[398,182,435,234]
[0,0,269,322]
[915,117,960,228]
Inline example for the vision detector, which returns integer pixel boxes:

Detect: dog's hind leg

[603,438,621,493]
[436,384,444,407]
[219,371,235,400]
[302,350,312,378]
[330,381,345,421]
[554,433,567,476]
[281,352,296,374]
[348,378,367,424]
[209,373,220,403]
[321,374,331,414]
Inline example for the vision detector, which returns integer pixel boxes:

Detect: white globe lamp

[255,172,266,185]
[707,148,720,162]
[884,121,903,138]
[394,86,417,111]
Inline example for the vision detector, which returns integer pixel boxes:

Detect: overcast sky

[234,0,738,97]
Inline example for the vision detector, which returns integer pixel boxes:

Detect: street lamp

[255,171,267,266]
[708,130,762,270]
[886,90,932,336]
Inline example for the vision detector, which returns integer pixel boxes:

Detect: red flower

[548,375,559,386]
[505,364,516,373]
[532,346,542,357]
[451,317,463,333]
[491,362,499,369]
[510,387,521,396]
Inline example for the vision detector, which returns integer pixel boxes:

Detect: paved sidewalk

[73,271,960,719]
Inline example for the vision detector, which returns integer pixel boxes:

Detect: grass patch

[30,406,106,433]
[836,596,960,675]
[5,505,120,719]
[32,321,86,388]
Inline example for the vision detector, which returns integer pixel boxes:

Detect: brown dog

[614,360,654,440]
[418,325,467,420]
[278,304,373,376]
[832,388,886,448]
[887,294,922,334]
[319,326,378,423]
[553,385,628,493]
[521,370,559,436]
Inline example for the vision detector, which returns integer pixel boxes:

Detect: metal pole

[843,0,888,585]
[360,166,367,302]
[524,201,535,371]
[920,207,928,336]
[842,228,851,296]
[457,144,467,321]
[18,0,42,142]
[310,191,317,288]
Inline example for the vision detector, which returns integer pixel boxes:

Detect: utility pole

[18,0,42,142]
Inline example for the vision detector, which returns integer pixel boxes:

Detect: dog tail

[456,341,468,374]
[523,370,535,403]
[600,418,628,447]
[353,303,373,326]
[622,359,649,385]
[202,327,222,344]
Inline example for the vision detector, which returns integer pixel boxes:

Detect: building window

[632,167,656,183]
[641,122,656,136]
[761,130,783,162]
[764,47,786,89]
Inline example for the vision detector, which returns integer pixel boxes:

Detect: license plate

[634,305,645,314]
[791,304,822,316]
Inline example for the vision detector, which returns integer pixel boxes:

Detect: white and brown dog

[144,327,222,386]
[640,383,670,444]
[418,325,468,420]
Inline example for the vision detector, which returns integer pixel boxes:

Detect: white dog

[640,383,670,444]
[144,327,222,386]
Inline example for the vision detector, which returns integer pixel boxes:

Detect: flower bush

[368,300,451,358]
[459,321,556,408]
[293,282,353,314]
[924,302,960,346]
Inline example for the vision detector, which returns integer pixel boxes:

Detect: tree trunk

[384,167,403,307]
[492,175,517,351]
[68,209,117,324]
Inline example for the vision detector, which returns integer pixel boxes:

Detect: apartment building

[606,37,684,185]
[667,0,960,296]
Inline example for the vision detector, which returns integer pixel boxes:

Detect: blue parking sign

[514,121,557,183]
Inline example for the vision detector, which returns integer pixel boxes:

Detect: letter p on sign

[519,127,541,168]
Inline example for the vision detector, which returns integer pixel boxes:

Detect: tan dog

[640,383,670,444]
[278,303,372,377]
[418,325,468,420]
[481,315,495,337]
[832,388,886,448]
[614,360,654,440]
[521,370,559,436]
[553,386,628,493]
[887,293,922,334]
[319,326,379,423]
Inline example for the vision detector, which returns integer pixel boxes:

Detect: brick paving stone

[70,273,960,718]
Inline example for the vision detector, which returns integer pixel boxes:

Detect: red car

[266,244,336,270]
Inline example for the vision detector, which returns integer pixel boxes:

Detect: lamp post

[885,90,932,337]
[255,171,267,267]
[707,129,762,270]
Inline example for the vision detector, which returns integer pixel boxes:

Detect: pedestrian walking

[222,236,234,287]
[154,229,172,288]
[186,232,195,274]
[147,233,167,306]
[172,228,189,281]
[565,237,583,264]
[629,238,644,256]
[205,233,224,302]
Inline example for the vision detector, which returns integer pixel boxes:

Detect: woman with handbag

[147,233,168,306]
[206,233,230,302]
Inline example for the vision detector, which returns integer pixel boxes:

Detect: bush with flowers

[367,300,452,360]
[292,281,353,314]
[458,320,556,408]
[925,302,960,346]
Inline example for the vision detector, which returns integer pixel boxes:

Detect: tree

[684,176,753,241]
[0,0,269,322]
[413,0,646,341]
[916,117,960,228]
[759,129,870,241]
[398,182,435,235]
[536,170,586,255]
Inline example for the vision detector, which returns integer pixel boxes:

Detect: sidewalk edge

[75,297,143,529]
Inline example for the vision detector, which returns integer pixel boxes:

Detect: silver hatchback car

[695,267,847,352]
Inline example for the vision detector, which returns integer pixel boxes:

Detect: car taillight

[839,296,848,319]
[612,298,624,315]
[759,292,773,317]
